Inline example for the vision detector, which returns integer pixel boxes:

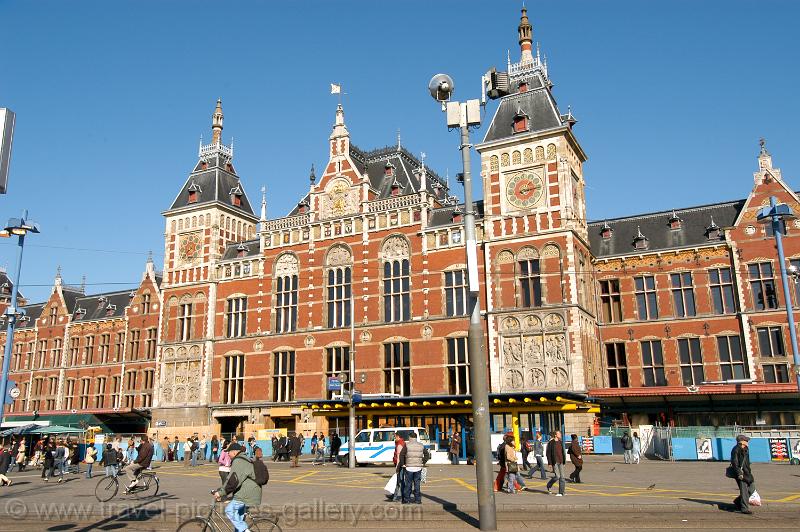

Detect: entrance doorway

[219,416,247,439]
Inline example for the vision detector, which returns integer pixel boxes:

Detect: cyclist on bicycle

[124,435,154,493]
[213,442,263,532]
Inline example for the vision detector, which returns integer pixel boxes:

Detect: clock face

[505,170,544,210]
[179,232,202,262]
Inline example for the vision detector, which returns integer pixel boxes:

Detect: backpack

[191,440,199,452]
[253,457,269,486]
[525,441,533,452]
[422,447,431,465]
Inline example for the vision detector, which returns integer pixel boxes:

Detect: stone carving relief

[275,254,299,276]
[517,247,539,260]
[421,324,433,339]
[322,178,358,219]
[327,245,353,266]
[305,335,316,348]
[360,330,372,343]
[160,344,204,406]
[496,250,515,264]
[541,244,560,258]
[523,148,533,164]
[499,311,571,392]
[381,236,410,260]
[253,339,263,352]
[535,146,544,160]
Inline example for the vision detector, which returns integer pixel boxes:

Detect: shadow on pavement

[421,492,479,529]
[681,498,738,512]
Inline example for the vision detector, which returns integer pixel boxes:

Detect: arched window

[274,254,299,333]
[326,246,353,328]
[382,236,411,322]
[517,247,542,308]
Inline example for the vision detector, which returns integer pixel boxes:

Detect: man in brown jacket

[567,434,583,483]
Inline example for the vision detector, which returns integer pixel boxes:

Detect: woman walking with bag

[84,444,97,479]
[14,440,26,472]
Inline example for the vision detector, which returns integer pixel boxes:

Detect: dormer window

[105,304,116,317]
[452,207,464,224]
[230,185,243,207]
[705,218,722,240]
[632,226,649,250]
[385,160,395,177]
[200,161,208,170]
[0,282,9,295]
[187,182,202,204]
[519,81,528,93]
[513,107,529,134]
[236,243,249,258]
[668,210,682,230]
[297,199,309,214]
[73,307,86,320]
[600,222,613,240]
[391,178,404,197]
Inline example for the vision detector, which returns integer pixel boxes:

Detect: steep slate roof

[71,290,131,322]
[9,303,43,330]
[61,287,83,313]
[355,145,447,198]
[429,200,485,228]
[221,239,260,260]
[0,268,22,301]
[483,71,565,143]
[588,199,746,258]
[169,153,256,217]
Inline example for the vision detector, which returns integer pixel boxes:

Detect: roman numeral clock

[505,169,544,211]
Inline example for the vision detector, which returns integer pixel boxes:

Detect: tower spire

[518,6,534,63]
[212,98,224,145]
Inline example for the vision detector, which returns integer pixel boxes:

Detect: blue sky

[1,0,799,303]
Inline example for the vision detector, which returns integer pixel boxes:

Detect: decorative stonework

[304,334,316,348]
[594,247,729,272]
[160,343,204,406]
[360,330,372,343]
[542,244,560,258]
[499,311,570,392]
[275,254,299,276]
[496,250,515,264]
[327,245,353,266]
[322,178,358,219]
[381,236,410,260]
[546,144,556,159]
[253,339,263,352]
[421,324,433,339]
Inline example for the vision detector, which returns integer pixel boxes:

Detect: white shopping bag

[748,490,762,507]
[384,473,398,495]
[421,467,428,484]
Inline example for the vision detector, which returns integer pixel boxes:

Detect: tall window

[445,270,468,317]
[678,337,704,385]
[115,332,125,362]
[99,334,110,363]
[717,335,748,380]
[111,376,122,408]
[49,305,58,325]
[142,369,155,407]
[384,259,410,322]
[69,337,80,366]
[227,297,248,337]
[634,275,658,320]
[79,378,91,409]
[178,303,193,341]
[446,337,470,395]
[36,340,48,369]
[605,343,629,388]
[518,259,542,307]
[758,326,785,357]
[641,340,666,386]
[46,377,58,410]
[95,377,107,408]
[599,279,622,323]
[709,267,736,314]
[64,379,76,410]
[326,346,350,399]
[12,342,22,371]
[223,354,245,404]
[272,351,295,402]
[145,328,157,359]
[31,378,43,411]
[142,293,151,314]
[670,272,696,317]
[275,276,298,333]
[384,341,411,396]
[83,336,95,365]
[50,339,62,367]
[327,267,352,328]
[791,259,800,306]
[749,262,778,310]
[124,371,137,408]
[128,329,141,361]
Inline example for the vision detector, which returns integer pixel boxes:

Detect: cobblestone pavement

[0,456,797,530]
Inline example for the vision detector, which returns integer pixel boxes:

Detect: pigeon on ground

[647,483,656,490]
[609,466,616,472]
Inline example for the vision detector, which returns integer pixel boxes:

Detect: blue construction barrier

[593,436,613,454]
[671,438,699,460]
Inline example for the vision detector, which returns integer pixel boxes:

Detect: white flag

[330,83,341,94]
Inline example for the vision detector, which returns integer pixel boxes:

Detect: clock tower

[476,8,597,407]
[154,100,258,426]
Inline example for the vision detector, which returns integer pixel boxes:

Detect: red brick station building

[2,10,798,444]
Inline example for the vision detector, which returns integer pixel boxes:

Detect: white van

[337,427,432,465]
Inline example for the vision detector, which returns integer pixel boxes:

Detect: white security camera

[429,73,455,103]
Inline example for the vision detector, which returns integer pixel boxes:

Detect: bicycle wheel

[175,517,212,531]
[95,476,119,502]
[250,517,282,532]
[136,474,159,499]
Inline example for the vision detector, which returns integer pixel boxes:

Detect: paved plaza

[0,456,797,530]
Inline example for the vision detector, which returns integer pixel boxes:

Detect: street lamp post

[428,74,497,531]
[0,210,41,425]
[757,196,800,391]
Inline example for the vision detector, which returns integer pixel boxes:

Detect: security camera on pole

[428,74,497,531]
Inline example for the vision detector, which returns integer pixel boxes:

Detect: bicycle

[94,464,159,502]
[176,493,281,532]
